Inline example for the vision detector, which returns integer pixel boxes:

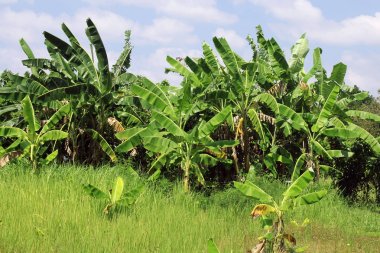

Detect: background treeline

[0,18,379,202]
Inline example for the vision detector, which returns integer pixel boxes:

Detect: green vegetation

[0,18,379,252]
[0,165,379,253]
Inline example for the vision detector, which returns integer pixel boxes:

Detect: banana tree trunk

[273,214,286,253]
[242,114,250,173]
[183,159,191,193]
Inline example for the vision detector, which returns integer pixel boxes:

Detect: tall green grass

[0,164,379,252]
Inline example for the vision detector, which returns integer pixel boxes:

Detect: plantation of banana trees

[0,19,379,199]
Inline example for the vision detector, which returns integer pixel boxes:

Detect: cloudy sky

[1,0,380,95]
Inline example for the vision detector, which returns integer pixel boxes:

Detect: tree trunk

[183,160,190,192]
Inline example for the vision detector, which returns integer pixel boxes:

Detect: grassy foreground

[0,165,379,253]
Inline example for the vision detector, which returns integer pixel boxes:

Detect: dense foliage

[0,19,379,200]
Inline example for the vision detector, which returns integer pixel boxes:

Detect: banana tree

[166,36,280,176]
[116,78,237,192]
[235,165,327,252]
[0,19,137,164]
[0,96,69,171]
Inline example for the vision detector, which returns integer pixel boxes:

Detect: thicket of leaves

[0,19,379,199]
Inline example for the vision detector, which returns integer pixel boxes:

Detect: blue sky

[1,0,380,95]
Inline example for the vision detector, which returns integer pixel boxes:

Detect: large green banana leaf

[254,93,279,114]
[346,110,380,123]
[234,181,273,203]
[0,127,28,139]
[289,34,309,73]
[247,108,266,142]
[278,104,307,132]
[293,190,327,206]
[167,56,201,87]
[115,127,147,152]
[40,104,71,134]
[151,111,187,138]
[199,106,231,138]
[212,37,243,94]
[311,139,332,160]
[39,130,68,142]
[131,79,175,117]
[142,136,179,153]
[312,85,340,132]
[202,42,219,74]
[283,168,314,198]
[85,18,111,94]
[22,96,39,136]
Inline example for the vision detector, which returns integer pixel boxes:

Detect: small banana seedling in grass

[234,166,327,253]
[0,96,70,171]
[83,174,144,215]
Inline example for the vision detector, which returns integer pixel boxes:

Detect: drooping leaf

[291,153,307,182]
[151,111,187,138]
[142,136,179,153]
[294,190,328,206]
[199,106,231,138]
[83,184,108,199]
[131,79,175,117]
[234,181,273,203]
[311,139,332,160]
[254,93,279,114]
[43,150,59,164]
[40,104,71,134]
[278,104,307,132]
[87,129,117,162]
[115,127,147,153]
[39,130,68,142]
[167,56,201,87]
[346,110,380,123]
[0,127,28,139]
[118,183,145,206]
[250,204,276,218]
[346,123,380,154]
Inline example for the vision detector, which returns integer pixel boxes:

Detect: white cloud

[138,18,198,45]
[250,0,380,45]
[131,47,202,85]
[213,28,246,49]
[252,0,322,23]
[342,52,380,96]
[0,0,17,4]
[0,7,199,75]
[0,7,60,44]
[83,0,238,24]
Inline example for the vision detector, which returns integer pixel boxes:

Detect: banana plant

[116,78,238,192]
[234,165,327,253]
[83,175,144,215]
[0,96,69,171]
[166,36,280,176]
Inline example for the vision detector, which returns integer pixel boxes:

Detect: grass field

[0,164,379,253]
